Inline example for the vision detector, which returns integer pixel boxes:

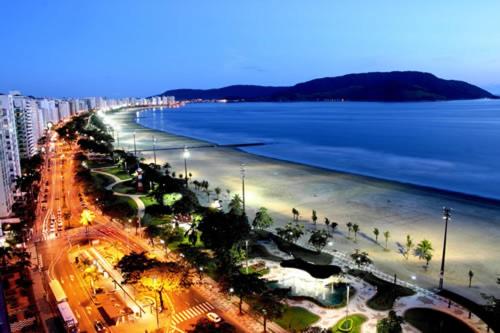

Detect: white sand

[107,108,500,303]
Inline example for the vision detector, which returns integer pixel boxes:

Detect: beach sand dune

[108,108,500,303]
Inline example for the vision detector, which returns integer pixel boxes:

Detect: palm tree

[214,187,222,200]
[468,270,474,288]
[324,218,331,234]
[383,231,390,250]
[330,222,338,234]
[311,210,318,226]
[292,208,299,221]
[416,239,433,270]
[346,222,353,238]
[80,209,95,236]
[352,224,360,242]
[373,228,380,244]
[404,234,414,260]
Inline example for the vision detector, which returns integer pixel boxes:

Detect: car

[206,312,221,323]
[94,320,106,332]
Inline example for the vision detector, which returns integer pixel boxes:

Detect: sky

[1,0,500,97]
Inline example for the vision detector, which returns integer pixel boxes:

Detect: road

[31,132,267,333]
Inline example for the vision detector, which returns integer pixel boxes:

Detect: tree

[198,210,250,269]
[383,231,390,250]
[253,207,274,230]
[214,187,222,200]
[376,310,404,333]
[0,245,13,268]
[346,222,353,238]
[352,223,360,242]
[223,271,266,314]
[404,235,414,260]
[144,224,162,246]
[330,222,338,234]
[116,252,155,284]
[416,239,433,270]
[308,230,331,253]
[187,318,235,333]
[80,209,95,235]
[276,222,304,244]
[324,218,331,234]
[252,290,287,333]
[228,194,244,216]
[292,208,299,221]
[373,228,380,244]
[351,249,372,268]
[311,210,318,226]
[140,261,192,311]
[468,270,474,288]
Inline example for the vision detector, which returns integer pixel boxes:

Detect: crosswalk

[171,302,215,325]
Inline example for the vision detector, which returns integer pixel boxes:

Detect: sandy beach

[107,107,500,303]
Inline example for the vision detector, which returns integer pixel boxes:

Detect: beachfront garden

[63,110,495,333]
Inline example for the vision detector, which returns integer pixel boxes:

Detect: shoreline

[105,107,500,303]
[135,107,500,207]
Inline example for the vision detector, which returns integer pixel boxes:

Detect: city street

[30,133,265,333]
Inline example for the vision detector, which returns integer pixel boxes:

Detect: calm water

[137,101,500,200]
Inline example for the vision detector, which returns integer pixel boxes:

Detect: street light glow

[183,147,190,159]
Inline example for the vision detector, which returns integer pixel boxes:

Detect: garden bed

[349,269,415,311]
[281,258,341,279]
[404,308,475,333]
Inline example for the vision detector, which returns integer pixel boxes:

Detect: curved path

[256,243,488,333]
[91,168,146,219]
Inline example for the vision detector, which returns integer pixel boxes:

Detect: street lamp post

[439,207,452,290]
[133,131,137,157]
[152,136,157,165]
[240,163,246,215]
[183,146,190,187]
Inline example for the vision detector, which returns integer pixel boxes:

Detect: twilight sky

[1,0,499,97]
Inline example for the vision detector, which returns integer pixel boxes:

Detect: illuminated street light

[439,207,452,290]
[183,146,190,187]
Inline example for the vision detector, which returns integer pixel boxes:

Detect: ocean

[136,100,500,200]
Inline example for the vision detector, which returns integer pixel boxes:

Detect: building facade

[0,94,22,217]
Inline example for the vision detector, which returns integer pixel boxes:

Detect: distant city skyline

[1,0,500,97]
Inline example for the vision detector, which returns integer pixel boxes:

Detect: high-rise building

[0,94,22,217]
[13,95,39,158]
[57,100,70,120]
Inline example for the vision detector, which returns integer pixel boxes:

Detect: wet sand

[107,107,500,303]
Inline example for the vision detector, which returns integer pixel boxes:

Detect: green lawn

[329,314,367,333]
[103,166,131,180]
[112,181,137,194]
[349,269,415,310]
[91,173,114,188]
[275,306,320,331]
[102,196,138,219]
[149,215,172,226]
[140,195,158,208]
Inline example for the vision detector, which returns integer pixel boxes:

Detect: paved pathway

[256,241,489,332]
[91,168,146,218]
